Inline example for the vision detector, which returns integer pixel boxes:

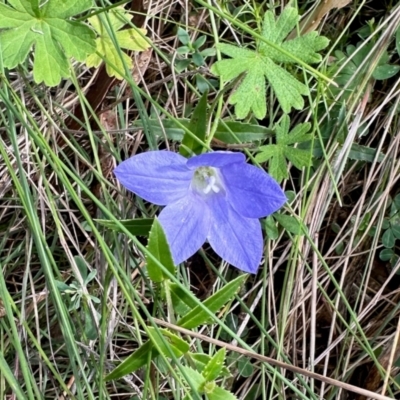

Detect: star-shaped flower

[114,151,286,273]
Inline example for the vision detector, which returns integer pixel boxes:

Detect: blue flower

[114,151,286,273]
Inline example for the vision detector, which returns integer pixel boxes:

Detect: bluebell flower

[114,151,286,273]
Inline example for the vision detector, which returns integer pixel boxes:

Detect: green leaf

[255,115,312,182]
[396,27,400,57]
[0,0,95,86]
[180,91,208,156]
[146,218,175,282]
[175,58,191,72]
[332,42,398,98]
[106,328,189,381]
[190,353,231,377]
[263,216,279,240]
[169,282,198,315]
[196,74,211,93]
[180,366,205,392]
[193,35,207,50]
[208,386,238,400]
[105,340,155,381]
[75,255,88,281]
[382,229,395,248]
[392,224,400,240]
[134,119,273,144]
[177,45,190,54]
[83,306,98,340]
[274,213,303,235]
[177,27,190,45]
[237,357,254,378]
[348,143,385,162]
[372,64,400,80]
[147,327,189,357]
[192,52,204,66]
[86,6,150,79]
[215,121,274,144]
[210,6,328,119]
[202,348,226,382]
[55,280,70,291]
[394,194,400,210]
[380,248,394,262]
[95,218,154,236]
[176,275,247,329]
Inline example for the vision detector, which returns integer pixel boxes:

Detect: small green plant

[255,115,313,182]
[210,6,329,119]
[182,348,237,400]
[56,256,100,339]
[175,27,216,72]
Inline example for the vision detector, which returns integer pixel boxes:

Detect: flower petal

[207,196,263,274]
[114,151,193,205]
[221,163,287,218]
[187,151,245,169]
[158,194,211,264]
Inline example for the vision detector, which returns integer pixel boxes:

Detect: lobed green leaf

[211,6,328,119]
[0,0,95,86]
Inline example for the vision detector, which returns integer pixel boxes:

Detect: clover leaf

[255,115,313,182]
[86,6,150,79]
[0,0,96,86]
[210,6,329,119]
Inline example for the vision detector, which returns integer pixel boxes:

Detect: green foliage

[331,40,400,99]
[95,218,154,236]
[207,386,238,400]
[134,118,274,144]
[146,218,176,282]
[180,348,237,400]
[304,104,385,163]
[191,351,230,378]
[266,213,305,238]
[0,0,96,86]
[202,348,226,381]
[180,90,208,157]
[106,275,247,379]
[147,327,190,357]
[86,6,150,79]
[274,213,304,235]
[378,194,400,266]
[255,115,313,182]
[56,256,100,312]
[396,26,400,56]
[176,274,247,329]
[210,6,328,119]
[55,256,100,339]
[105,340,155,381]
[348,143,385,163]
[227,353,254,378]
[169,282,198,315]
[175,27,216,72]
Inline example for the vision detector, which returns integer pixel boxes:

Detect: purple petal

[207,196,263,274]
[221,163,286,218]
[158,194,211,264]
[187,151,245,169]
[114,151,193,205]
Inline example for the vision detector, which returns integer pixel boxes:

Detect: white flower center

[192,167,224,196]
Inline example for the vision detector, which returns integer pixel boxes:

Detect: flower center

[191,167,224,196]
